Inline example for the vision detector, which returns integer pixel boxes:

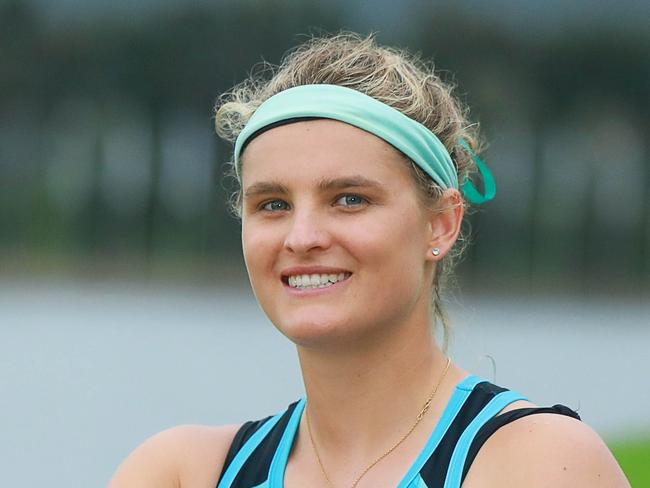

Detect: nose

[283,207,332,255]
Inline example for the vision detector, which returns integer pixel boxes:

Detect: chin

[272,314,354,348]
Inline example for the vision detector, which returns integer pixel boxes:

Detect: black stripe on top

[217,401,301,488]
[419,381,508,487]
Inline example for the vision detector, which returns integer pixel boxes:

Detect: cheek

[241,224,278,284]
[357,215,427,284]
[353,212,426,260]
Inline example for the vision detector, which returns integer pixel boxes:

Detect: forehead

[240,119,413,186]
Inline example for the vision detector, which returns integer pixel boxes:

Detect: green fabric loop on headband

[234,84,496,205]
[457,139,497,205]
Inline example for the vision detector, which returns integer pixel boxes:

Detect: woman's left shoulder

[462,402,630,487]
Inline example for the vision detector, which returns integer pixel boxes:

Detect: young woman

[109,32,630,488]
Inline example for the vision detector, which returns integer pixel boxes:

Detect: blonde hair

[214,31,483,350]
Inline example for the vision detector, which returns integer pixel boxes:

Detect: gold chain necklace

[305,357,451,488]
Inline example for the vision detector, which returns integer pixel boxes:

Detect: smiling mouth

[282,272,352,290]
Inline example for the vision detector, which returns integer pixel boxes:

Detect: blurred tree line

[1,0,648,293]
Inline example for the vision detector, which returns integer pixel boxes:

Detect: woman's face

[240,119,438,348]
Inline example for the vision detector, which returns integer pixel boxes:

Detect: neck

[296,312,454,462]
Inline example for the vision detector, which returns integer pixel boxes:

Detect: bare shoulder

[462,410,630,487]
[108,423,240,488]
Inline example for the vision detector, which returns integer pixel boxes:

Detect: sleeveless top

[217,375,580,488]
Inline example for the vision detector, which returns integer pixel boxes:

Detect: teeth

[287,272,350,289]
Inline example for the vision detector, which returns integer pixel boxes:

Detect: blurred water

[1,279,648,487]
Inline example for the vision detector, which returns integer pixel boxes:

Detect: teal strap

[409,473,430,488]
[268,398,307,487]
[443,390,528,488]
[457,138,496,205]
[396,375,485,488]
[216,411,284,488]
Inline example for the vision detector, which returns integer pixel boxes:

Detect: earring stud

[431,248,441,256]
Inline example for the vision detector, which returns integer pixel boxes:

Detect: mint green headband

[234,84,495,205]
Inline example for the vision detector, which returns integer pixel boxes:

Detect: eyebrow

[243,175,384,199]
[243,181,289,199]
[318,175,384,192]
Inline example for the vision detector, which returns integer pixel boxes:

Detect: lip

[280,266,353,296]
[280,266,352,280]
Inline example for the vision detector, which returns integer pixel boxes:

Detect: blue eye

[335,194,367,207]
[261,200,289,211]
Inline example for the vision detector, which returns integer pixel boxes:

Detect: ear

[425,189,464,261]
